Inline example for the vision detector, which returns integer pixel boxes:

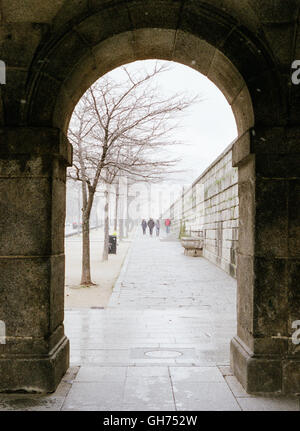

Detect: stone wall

[163,142,238,278]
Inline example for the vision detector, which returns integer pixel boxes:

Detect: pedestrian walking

[141,219,147,235]
[155,219,160,236]
[148,218,155,236]
[165,218,171,234]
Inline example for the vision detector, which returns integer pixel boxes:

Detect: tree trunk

[102,189,110,261]
[119,218,124,241]
[80,177,96,285]
[114,181,119,232]
[81,215,94,285]
[125,180,129,238]
[77,185,81,234]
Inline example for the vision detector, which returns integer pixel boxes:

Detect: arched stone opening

[51,29,254,136]
[0,1,299,395]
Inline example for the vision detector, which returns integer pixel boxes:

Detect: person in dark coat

[141,219,147,235]
[147,218,155,236]
[155,219,160,236]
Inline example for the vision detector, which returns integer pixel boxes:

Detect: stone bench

[181,236,203,257]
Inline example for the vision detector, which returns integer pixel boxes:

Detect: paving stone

[121,403,176,411]
[62,382,125,411]
[238,396,300,411]
[123,376,174,409]
[127,366,169,377]
[170,366,224,382]
[0,395,66,411]
[172,381,241,411]
[75,366,127,382]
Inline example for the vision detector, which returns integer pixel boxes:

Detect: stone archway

[0,1,299,394]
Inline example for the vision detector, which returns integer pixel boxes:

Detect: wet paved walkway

[0,235,299,411]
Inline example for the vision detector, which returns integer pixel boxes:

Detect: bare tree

[68,100,97,285]
[68,62,198,285]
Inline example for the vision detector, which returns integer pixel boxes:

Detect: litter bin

[108,235,117,254]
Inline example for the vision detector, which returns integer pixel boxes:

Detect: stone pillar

[0,127,72,393]
[231,127,300,394]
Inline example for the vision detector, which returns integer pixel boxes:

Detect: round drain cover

[145,350,182,358]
